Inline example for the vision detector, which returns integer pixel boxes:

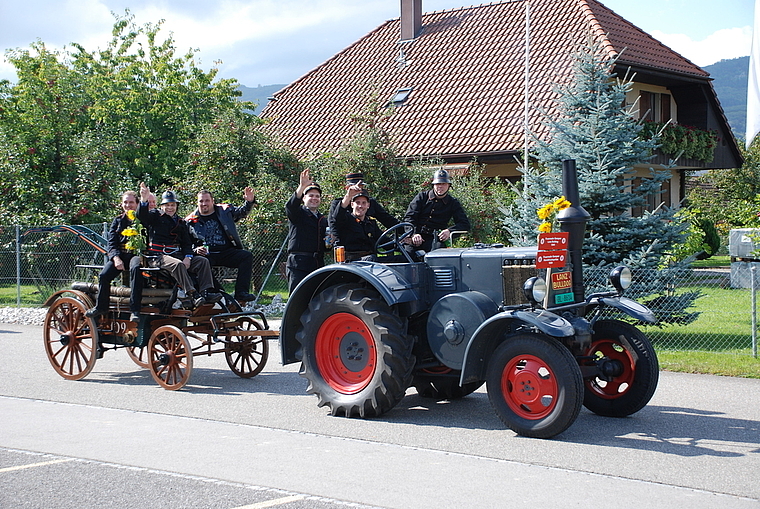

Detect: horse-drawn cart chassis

[43,282,276,390]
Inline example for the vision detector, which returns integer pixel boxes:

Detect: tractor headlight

[609,266,632,294]
[523,277,547,304]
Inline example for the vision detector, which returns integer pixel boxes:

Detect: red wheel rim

[315,312,376,394]
[585,339,636,399]
[501,354,558,420]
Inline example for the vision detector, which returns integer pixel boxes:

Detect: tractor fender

[598,296,656,323]
[279,261,422,365]
[459,309,574,384]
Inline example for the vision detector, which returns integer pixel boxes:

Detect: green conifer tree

[505,38,696,324]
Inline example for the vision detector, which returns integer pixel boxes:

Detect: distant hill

[237,84,287,115]
[704,56,748,141]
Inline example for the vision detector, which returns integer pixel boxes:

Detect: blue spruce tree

[505,39,697,324]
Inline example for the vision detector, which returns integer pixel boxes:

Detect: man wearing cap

[138,182,221,308]
[285,169,328,292]
[330,183,383,262]
[404,169,471,252]
[186,187,257,302]
[328,172,399,246]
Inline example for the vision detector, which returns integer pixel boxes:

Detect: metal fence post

[752,265,758,358]
[15,225,21,308]
[255,236,288,304]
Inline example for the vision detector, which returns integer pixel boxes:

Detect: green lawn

[0,283,47,306]
[690,255,730,268]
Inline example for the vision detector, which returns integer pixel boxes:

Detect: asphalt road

[1,321,759,508]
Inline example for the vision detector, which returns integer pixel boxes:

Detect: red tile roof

[261,0,712,160]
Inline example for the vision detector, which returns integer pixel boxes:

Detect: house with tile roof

[260,0,742,210]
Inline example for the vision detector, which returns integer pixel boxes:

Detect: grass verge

[656,350,760,378]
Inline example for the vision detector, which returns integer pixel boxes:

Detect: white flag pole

[746,0,760,149]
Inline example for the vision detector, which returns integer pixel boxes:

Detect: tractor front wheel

[486,333,583,438]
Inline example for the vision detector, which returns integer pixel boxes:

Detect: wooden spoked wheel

[148,325,193,390]
[43,297,98,380]
[224,318,269,378]
[126,346,149,369]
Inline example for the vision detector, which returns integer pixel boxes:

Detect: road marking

[231,495,306,509]
[0,458,75,473]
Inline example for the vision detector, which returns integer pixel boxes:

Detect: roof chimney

[400,0,422,41]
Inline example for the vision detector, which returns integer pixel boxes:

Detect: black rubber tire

[486,333,583,439]
[295,283,414,417]
[582,319,659,417]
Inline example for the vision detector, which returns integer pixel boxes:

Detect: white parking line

[0,458,75,473]
[231,495,306,509]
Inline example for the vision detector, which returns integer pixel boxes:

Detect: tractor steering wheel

[375,222,415,262]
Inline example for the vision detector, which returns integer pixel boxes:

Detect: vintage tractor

[279,160,658,438]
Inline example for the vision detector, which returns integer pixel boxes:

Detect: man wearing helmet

[138,183,221,308]
[285,169,328,292]
[404,168,470,252]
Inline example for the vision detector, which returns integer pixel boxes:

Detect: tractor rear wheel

[582,319,659,417]
[296,284,414,417]
[486,333,583,438]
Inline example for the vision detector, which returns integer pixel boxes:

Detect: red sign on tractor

[536,251,567,268]
[536,232,570,269]
[538,232,569,249]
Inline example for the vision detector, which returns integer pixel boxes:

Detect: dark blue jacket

[186,201,255,250]
[285,192,327,255]
[106,213,136,260]
[138,203,194,257]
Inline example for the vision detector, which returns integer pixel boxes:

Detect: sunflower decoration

[537,196,571,233]
[122,209,146,254]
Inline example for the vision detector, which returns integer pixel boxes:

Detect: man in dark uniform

[328,172,398,246]
[285,169,328,292]
[138,183,221,308]
[86,190,144,322]
[330,186,383,262]
[186,187,256,302]
[405,169,471,252]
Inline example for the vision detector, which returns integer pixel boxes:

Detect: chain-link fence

[583,266,758,357]
[0,222,290,310]
[1,222,757,357]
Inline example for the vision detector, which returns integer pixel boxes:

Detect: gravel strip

[0,307,48,326]
[0,301,284,328]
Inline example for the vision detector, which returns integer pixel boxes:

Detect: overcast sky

[0,0,754,88]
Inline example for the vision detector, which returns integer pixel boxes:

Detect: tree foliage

[506,39,685,269]
[687,140,760,233]
[503,37,695,324]
[305,101,430,220]
[0,11,251,225]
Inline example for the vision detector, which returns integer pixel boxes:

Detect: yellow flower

[122,227,138,237]
[554,196,571,210]
[126,209,136,221]
[536,196,571,234]
[537,204,553,220]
